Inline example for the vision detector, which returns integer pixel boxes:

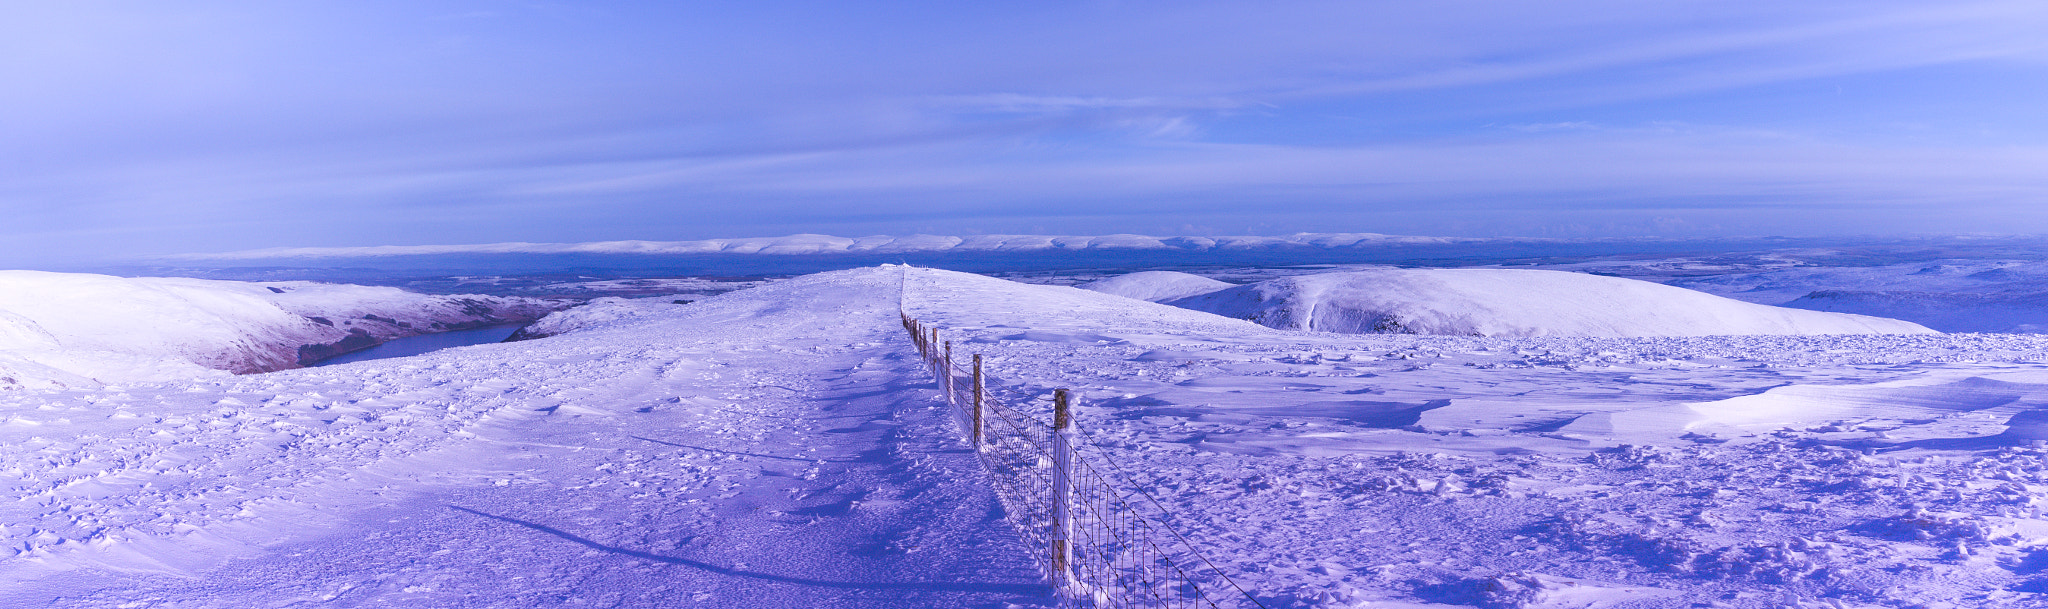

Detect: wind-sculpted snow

[0,271,569,389]
[898,266,2048,607]
[1159,268,1936,337]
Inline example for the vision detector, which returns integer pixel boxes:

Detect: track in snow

[0,267,1050,607]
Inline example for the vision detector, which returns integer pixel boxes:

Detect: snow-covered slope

[1648,260,2048,333]
[1078,271,1234,302]
[0,271,568,388]
[1666,260,2048,306]
[1787,290,2048,334]
[1164,268,1936,337]
[0,265,1044,607]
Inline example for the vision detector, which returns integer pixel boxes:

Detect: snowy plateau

[9,263,2048,607]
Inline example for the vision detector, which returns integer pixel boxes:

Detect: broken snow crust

[1163,268,1935,338]
[0,266,1047,607]
[897,266,2048,608]
[0,271,569,389]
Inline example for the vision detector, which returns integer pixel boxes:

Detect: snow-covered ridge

[0,271,570,389]
[1140,268,1937,337]
[164,232,1478,260]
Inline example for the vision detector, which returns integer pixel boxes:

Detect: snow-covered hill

[1077,270,1235,302]
[0,271,569,389]
[1157,268,1936,337]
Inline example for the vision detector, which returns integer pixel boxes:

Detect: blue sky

[3,1,2046,266]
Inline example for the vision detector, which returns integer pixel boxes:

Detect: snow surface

[1156,268,1936,337]
[0,271,566,390]
[896,266,2048,607]
[0,266,1046,607]
[10,264,2048,607]
[1079,270,1235,302]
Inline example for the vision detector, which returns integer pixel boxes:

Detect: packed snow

[8,264,2048,607]
[0,271,567,390]
[1150,268,1935,337]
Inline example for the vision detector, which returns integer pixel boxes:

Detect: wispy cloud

[2,1,2046,265]
[1268,2,2048,109]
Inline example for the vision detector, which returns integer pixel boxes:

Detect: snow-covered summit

[1077,271,1235,302]
[1161,268,1937,337]
[0,271,568,389]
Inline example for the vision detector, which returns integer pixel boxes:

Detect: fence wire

[901,313,1267,609]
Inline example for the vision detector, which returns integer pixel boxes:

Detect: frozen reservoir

[309,323,526,366]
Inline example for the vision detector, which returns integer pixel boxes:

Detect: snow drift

[0,271,569,389]
[1078,271,1235,302]
[1161,268,1937,337]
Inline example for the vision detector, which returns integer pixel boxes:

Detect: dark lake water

[309,324,526,367]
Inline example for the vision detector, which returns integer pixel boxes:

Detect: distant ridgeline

[142,233,1882,278]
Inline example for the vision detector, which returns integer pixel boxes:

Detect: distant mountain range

[164,233,1485,259]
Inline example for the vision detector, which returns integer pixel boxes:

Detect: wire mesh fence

[902,313,1267,609]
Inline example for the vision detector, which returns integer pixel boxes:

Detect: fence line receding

[901,312,1267,609]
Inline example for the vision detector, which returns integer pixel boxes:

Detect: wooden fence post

[971,354,984,447]
[1052,388,1074,586]
[944,341,955,406]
